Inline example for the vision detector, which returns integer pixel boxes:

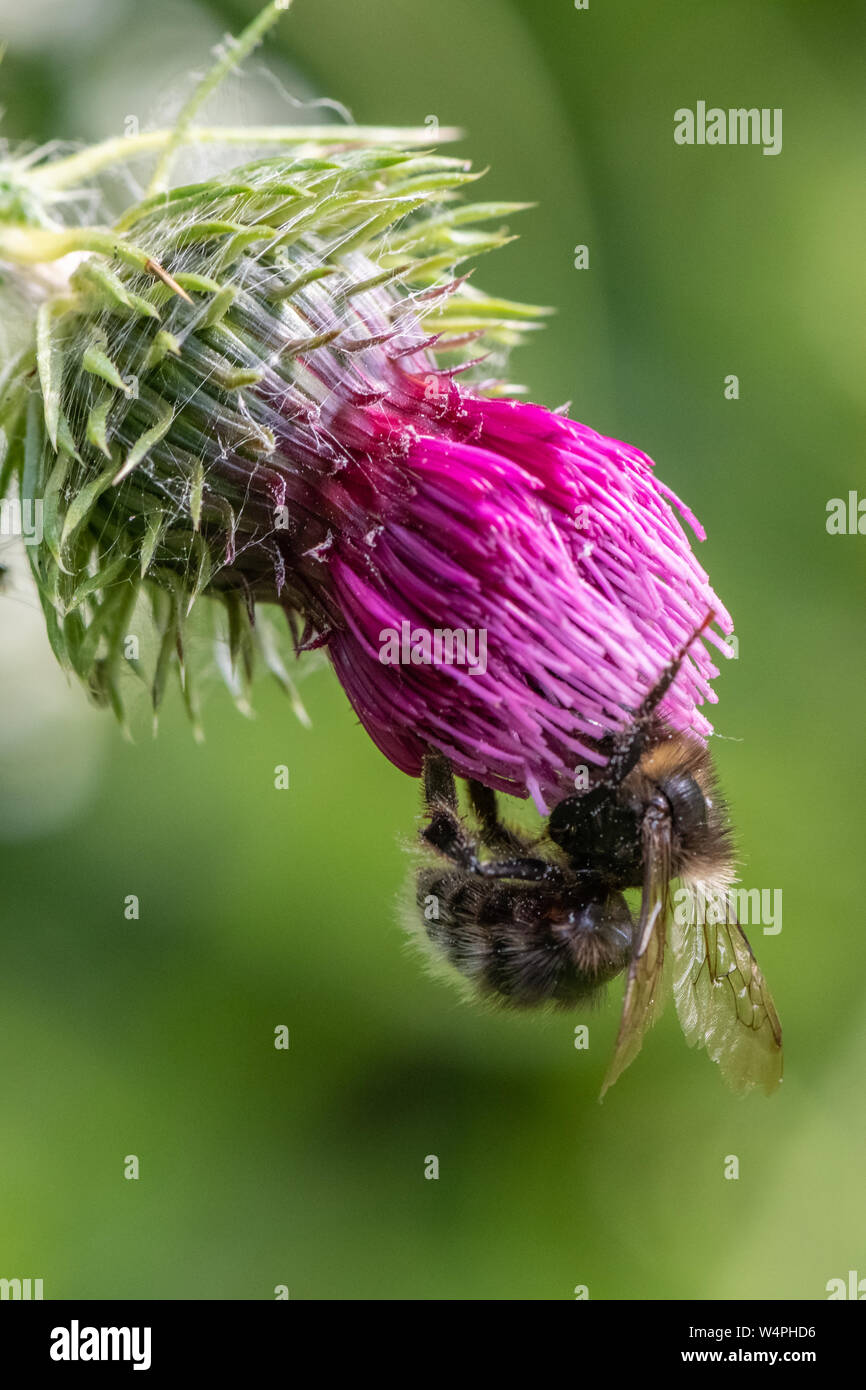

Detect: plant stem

[148,0,292,196]
[28,125,462,193]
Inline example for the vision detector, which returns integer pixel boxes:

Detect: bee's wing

[600,803,672,1097]
[671,887,783,1095]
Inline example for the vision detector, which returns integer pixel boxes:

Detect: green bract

[0,141,546,733]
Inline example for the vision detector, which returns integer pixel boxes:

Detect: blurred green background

[0,0,864,1300]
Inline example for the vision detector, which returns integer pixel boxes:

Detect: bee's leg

[465,781,563,881]
[421,750,476,868]
[475,855,565,883]
[421,754,563,883]
[466,779,533,855]
[423,749,458,812]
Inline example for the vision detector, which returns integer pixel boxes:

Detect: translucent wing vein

[671,886,783,1095]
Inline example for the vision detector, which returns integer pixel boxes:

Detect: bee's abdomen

[416,869,633,1008]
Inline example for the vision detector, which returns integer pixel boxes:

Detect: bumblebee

[414,618,782,1095]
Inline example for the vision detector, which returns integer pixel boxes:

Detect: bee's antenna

[634,608,715,723]
[602,610,715,787]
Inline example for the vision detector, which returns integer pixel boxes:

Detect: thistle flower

[325,387,731,808]
[0,15,732,811]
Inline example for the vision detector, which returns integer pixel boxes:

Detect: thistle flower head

[0,103,731,808]
[325,386,730,807]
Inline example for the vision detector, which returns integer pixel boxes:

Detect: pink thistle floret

[289,375,732,812]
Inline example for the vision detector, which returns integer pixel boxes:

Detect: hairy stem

[148,0,292,195]
[28,124,461,193]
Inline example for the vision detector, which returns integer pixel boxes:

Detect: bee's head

[626,731,734,884]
